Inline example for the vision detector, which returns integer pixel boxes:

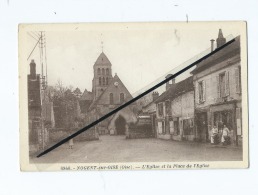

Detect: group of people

[210,125,231,145]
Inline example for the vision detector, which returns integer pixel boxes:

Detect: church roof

[94,52,112,67]
[88,74,134,111]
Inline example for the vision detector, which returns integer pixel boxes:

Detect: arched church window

[110,93,114,104]
[106,68,109,75]
[102,77,105,85]
[106,77,109,85]
[102,68,105,75]
[120,93,125,103]
[97,68,100,75]
[99,77,102,85]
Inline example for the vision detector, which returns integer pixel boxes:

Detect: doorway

[115,115,126,135]
[196,112,208,142]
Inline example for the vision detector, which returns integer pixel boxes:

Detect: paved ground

[31,135,243,164]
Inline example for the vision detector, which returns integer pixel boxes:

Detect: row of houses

[143,30,242,146]
[28,29,243,152]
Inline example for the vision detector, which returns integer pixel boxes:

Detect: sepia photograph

[19,22,248,171]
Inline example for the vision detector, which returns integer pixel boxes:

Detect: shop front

[210,100,241,145]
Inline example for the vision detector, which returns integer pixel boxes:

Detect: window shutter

[158,122,162,134]
[225,71,230,96]
[196,83,199,104]
[236,108,242,135]
[235,67,240,93]
[203,80,206,102]
[169,121,174,134]
[216,75,220,98]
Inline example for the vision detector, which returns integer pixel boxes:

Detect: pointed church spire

[100,33,104,53]
[216,29,226,48]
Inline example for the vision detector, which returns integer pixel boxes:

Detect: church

[80,52,137,137]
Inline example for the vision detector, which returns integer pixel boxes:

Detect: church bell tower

[92,52,113,100]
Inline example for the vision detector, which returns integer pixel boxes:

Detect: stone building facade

[191,30,242,145]
[155,76,194,141]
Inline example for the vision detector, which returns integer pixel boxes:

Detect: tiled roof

[154,76,193,103]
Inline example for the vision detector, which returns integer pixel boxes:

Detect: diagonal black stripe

[37,38,235,158]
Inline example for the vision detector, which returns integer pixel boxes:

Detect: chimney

[152,91,159,101]
[216,29,226,48]
[210,39,215,52]
[29,59,36,79]
[172,78,175,84]
[165,74,175,90]
[165,74,172,91]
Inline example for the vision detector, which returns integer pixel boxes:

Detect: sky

[25,22,241,96]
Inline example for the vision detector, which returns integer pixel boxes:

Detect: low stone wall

[157,133,171,140]
[49,128,99,143]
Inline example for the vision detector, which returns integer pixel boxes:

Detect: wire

[27,37,40,61]
[27,32,39,42]
[44,32,48,86]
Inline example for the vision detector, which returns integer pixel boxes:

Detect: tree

[52,80,81,130]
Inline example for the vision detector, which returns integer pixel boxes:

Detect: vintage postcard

[19,22,248,171]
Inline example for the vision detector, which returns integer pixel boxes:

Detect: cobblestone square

[31,135,242,164]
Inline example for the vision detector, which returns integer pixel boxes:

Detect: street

[31,135,243,164]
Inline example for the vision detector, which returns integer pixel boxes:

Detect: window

[165,100,171,116]
[235,66,241,94]
[120,93,125,103]
[158,121,166,134]
[219,72,226,97]
[157,103,164,117]
[162,121,166,134]
[109,93,113,104]
[213,111,233,131]
[106,68,109,75]
[106,77,109,85]
[99,77,102,85]
[102,68,105,75]
[97,68,100,75]
[198,80,205,103]
[217,71,229,98]
[102,77,105,85]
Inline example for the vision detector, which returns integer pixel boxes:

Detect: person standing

[211,125,218,144]
[221,125,230,144]
[69,138,74,149]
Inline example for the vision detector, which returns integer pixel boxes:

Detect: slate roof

[154,76,194,103]
[191,36,240,74]
[88,74,134,111]
[94,52,112,67]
